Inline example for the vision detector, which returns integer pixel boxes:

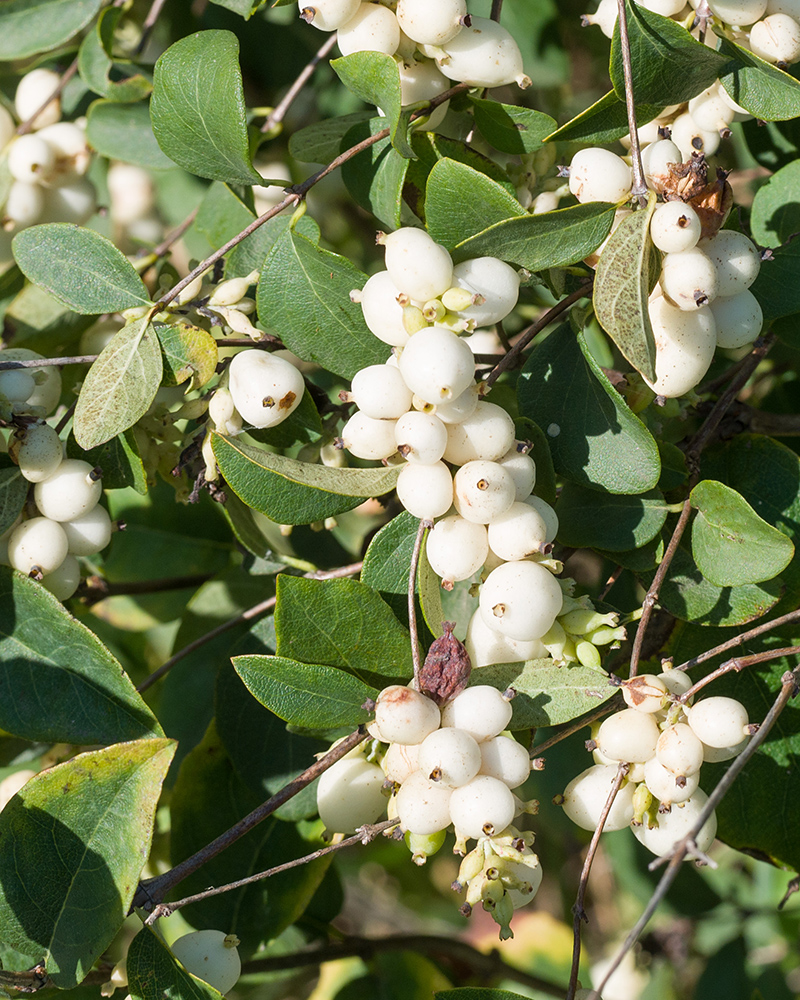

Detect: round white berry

[660,247,719,310]
[522,494,558,543]
[4,181,44,230]
[418,727,482,787]
[643,756,700,805]
[35,460,102,522]
[688,84,737,132]
[8,517,69,575]
[687,696,749,747]
[228,350,305,429]
[437,17,530,88]
[396,460,454,519]
[434,382,480,424]
[702,735,749,762]
[0,370,35,404]
[171,930,241,995]
[453,460,516,524]
[750,12,800,62]
[298,0,361,31]
[15,69,61,130]
[358,271,410,347]
[208,388,242,437]
[15,423,62,483]
[441,684,513,742]
[699,230,761,296]
[341,411,398,460]
[479,735,531,789]
[497,448,536,501]
[633,789,717,857]
[448,258,521,327]
[337,2,400,56]
[443,401,516,465]
[465,608,547,667]
[657,669,694,699]
[595,709,660,763]
[41,553,81,601]
[656,722,705,777]
[316,756,387,834]
[382,741,420,784]
[383,228,453,302]
[425,515,488,583]
[449,773,516,838]
[669,111,720,160]
[0,350,61,414]
[394,410,448,464]
[568,147,632,205]
[650,202,702,254]
[398,326,475,405]
[350,364,412,419]
[43,177,97,225]
[645,294,717,397]
[479,560,563,642]
[373,685,441,744]
[621,674,668,714]
[395,769,454,834]
[62,505,112,557]
[640,138,683,186]
[106,162,154,225]
[561,763,636,832]
[397,59,451,129]
[35,121,91,185]
[487,501,550,561]
[707,0,767,21]
[396,0,466,44]
[7,135,55,184]
[711,290,763,349]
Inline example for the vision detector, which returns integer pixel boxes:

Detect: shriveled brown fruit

[418,620,472,706]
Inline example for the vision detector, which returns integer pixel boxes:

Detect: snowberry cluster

[0,69,96,265]
[560,674,752,859]
[297,0,530,128]
[0,350,112,601]
[316,680,542,938]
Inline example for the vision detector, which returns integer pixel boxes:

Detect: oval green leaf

[155,321,218,389]
[331,51,414,159]
[0,739,175,987]
[212,432,401,525]
[233,654,377,728]
[73,317,163,450]
[0,468,28,537]
[593,191,658,382]
[425,158,524,251]
[341,119,410,229]
[718,36,800,122]
[517,324,661,494]
[750,158,800,248]
[0,566,163,744]
[0,0,102,59]
[151,30,262,184]
[12,224,150,314]
[556,484,668,551]
[86,100,175,170]
[469,98,556,154]
[545,89,663,144]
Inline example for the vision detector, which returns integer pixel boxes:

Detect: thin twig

[136,0,169,56]
[490,0,504,19]
[136,560,363,694]
[482,279,594,392]
[532,694,623,757]
[675,608,800,674]
[16,58,79,136]
[133,727,370,909]
[566,763,629,1000]
[409,518,431,688]
[595,667,800,997]
[261,34,338,134]
[146,819,398,923]
[139,208,199,261]
[678,646,800,703]
[0,355,98,370]
[55,401,76,436]
[247,935,564,997]
[615,0,646,202]
[599,565,624,601]
[156,84,469,310]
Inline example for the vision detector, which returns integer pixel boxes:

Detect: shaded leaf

[0,0,102,60]
[0,566,163,744]
[556,484,668,550]
[66,428,147,494]
[77,6,152,102]
[750,158,800,248]
[517,324,661,494]
[0,469,28,537]
[545,90,663,144]
[151,30,262,184]
[0,739,175,987]
[12,225,150,314]
[73,317,163,450]
[750,239,800,322]
[425,158,523,251]
[341,119,410,229]
[288,112,374,163]
[233,654,376,728]
[128,925,223,1000]
[155,321,218,389]
[86,100,175,170]
[718,36,800,122]
[256,229,387,379]
[361,510,432,637]
[331,51,414,159]
[470,98,555,154]
[212,432,400,525]
[594,191,658,382]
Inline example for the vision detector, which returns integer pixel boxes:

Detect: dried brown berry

[418,621,472,706]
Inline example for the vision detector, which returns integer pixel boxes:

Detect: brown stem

[615,0,646,202]
[146,819,398,923]
[16,58,79,136]
[482,279,594,392]
[0,355,98,370]
[678,645,800,703]
[136,0,169,56]
[141,208,199,261]
[261,34,338,134]
[136,561,363,694]
[133,727,369,909]
[490,0,504,20]
[55,401,76,436]
[595,667,800,998]
[675,608,800,674]
[566,763,629,1000]
[409,518,431,688]
[243,934,565,997]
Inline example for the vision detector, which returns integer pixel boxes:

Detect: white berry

[487,501,550,561]
[561,763,636,832]
[465,608,547,667]
[171,930,241,995]
[418,727,482,787]
[337,2,401,56]
[656,722,705,777]
[425,515,488,584]
[453,460,516,524]
[643,756,700,805]
[395,769,454,834]
[633,789,717,857]
[396,460,454,519]
[479,735,531,789]
[15,423,63,483]
[441,684,513,742]
[298,0,361,31]
[750,12,800,62]
[14,69,61,130]
[479,560,563,641]
[449,774,516,838]
[35,459,102,522]
[595,709,660,763]
[316,756,387,834]
[358,271,410,347]
[645,294,717,397]
[41,553,81,601]
[449,257,521,327]
[8,517,68,575]
[62,505,113,557]
[374,685,441,744]
[437,17,530,88]
[650,202,702,254]
[228,350,304,429]
[443,401,516,465]
[699,230,761,296]
[687,696,749,747]
[383,228,453,302]
[396,0,466,44]
[569,147,632,205]
[711,290,763,348]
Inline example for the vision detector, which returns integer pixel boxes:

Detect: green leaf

[288,112,374,164]
[750,158,800,248]
[469,98,556,154]
[425,159,524,251]
[0,469,28,537]
[155,321,218,389]
[0,739,175,987]
[256,229,387,379]
[610,0,727,106]
[465,661,615,728]
[451,203,616,271]
[73,317,163,450]
[0,566,163,744]
[66,428,147,494]
[556,484,668,550]
[593,191,658,382]
[750,239,800,322]
[360,510,432,633]
[233,655,376,728]
[690,480,794,587]
[517,324,661,494]
[0,0,102,59]
[86,100,175,170]
[274,576,413,685]
[78,7,153,102]
[341,119,410,229]
[151,30,262,184]
[12,225,150,314]
[169,721,330,952]
[718,36,800,122]
[212,432,400,525]
[517,418,557,506]
[545,89,663,144]
[128,925,223,1000]
[331,51,414,159]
